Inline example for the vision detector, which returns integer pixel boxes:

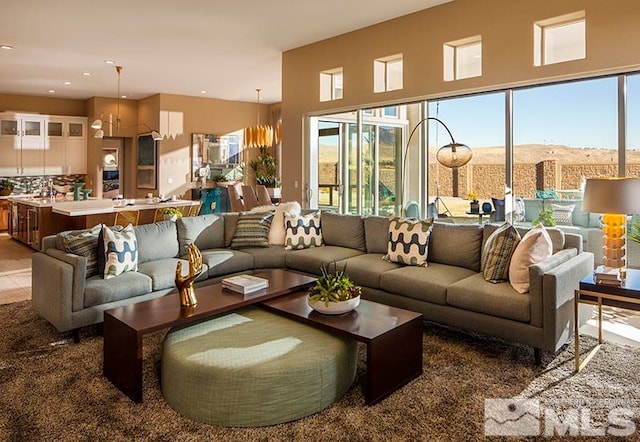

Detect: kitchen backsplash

[0,175,87,194]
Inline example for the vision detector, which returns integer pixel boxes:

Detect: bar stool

[114,210,140,227]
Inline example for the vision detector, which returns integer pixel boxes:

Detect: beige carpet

[1,301,639,441]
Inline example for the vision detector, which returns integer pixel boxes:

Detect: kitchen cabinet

[0,113,46,176]
[0,199,8,231]
[45,116,87,175]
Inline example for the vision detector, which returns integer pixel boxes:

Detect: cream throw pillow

[250,201,301,245]
[509,223,553,293]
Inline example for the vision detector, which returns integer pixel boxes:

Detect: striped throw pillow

[481,222,521,283]
[60,224,102,277]
[230,211,274,248]
[551,204,574,225]
[284,212,323,250]
[383,217,433,266]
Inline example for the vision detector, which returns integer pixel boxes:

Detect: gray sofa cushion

[242,245,288,269]
[84,272,152,308]
[429,222,483,271]
[380,263,477,305]
[321,212,366,251]
[338,253,401,289]
[446,273,531,323]
[221,213,240,247]
[176,214,225,256]
[135,221,179,263]
[201,249,254,277]
[138,258,209,291]
[364,216,390,254]
[285,246,364,275]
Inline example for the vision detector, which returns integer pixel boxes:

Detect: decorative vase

[0,188,12,196]
[267,187,281,199]
[482,202,492,214]
[308,295,360,315]
[469,201,479,214]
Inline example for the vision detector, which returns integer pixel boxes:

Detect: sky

[427,75,638,150]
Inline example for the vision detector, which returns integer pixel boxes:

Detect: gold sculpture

[175,244,203,307]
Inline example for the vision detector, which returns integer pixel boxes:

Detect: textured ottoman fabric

[161,307,357,427]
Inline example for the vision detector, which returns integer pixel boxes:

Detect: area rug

[1,301,639,441]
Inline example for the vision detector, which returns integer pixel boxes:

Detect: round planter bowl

[308,295,360,315]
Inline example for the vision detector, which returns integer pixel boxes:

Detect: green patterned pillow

[230,211,274,249]
[102,224,138,279]
[383,217,433,266]
[59,224,102,277]
[481,222,521,283]
[284,212,323,250]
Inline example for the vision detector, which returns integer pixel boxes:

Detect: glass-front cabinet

[45,116,87,175]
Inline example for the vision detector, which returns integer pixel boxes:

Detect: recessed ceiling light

[121,95,127,98]
[82,72,91,76]
[200,90,207,94]
[63,81,71,85]
[0,45,13,50]
[48,90,55,93]
[105,60,115,64]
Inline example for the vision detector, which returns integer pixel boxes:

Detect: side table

[574,268,640,372]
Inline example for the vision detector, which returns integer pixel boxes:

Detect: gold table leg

[575,290,603,373]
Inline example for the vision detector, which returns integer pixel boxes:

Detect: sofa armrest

[45,248,87,315]
[540,251,594,351]
[32,252,75,333]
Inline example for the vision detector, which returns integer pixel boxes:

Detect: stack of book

[594,266,623,286]
[222,274,269,294]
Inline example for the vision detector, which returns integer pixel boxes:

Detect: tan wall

[156,94,269,199]
[282,0,640,204]
[0,93,85,116]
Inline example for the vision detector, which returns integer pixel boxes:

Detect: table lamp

[582,177,640,284]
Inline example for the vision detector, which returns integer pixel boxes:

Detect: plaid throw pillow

[59,224,102,277]
[284,212,323,250]
[230,211,274,249]
[383,217,433,266]
[481,222,521,283]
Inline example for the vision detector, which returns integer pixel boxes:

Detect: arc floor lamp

[401,117,472,216]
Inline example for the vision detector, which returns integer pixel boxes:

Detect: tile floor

[0,231,639,348]
[0,232,34,305]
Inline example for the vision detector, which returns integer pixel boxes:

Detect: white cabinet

[45,116,87,175]
[0,113,46,176]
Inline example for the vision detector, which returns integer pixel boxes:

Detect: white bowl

[308,295,360,315]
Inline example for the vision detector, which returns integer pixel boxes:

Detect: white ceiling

[0,0,450,104]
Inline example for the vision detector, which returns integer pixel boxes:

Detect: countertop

[8,197,198,216]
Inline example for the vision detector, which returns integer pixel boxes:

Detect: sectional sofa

[32,212,594,359]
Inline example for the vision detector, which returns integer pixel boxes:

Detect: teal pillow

[535,189,558,199]
[59,224,102,277]
[230,212,274,249]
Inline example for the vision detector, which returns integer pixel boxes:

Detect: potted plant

[249,146,280,197]
[162,207,183,222]
[467,191,479,214]
[533,200,556,227]
[0,179,14,196]
[307,263,362,315]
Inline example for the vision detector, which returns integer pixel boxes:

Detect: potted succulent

[307,264,362,315]
[249,146,280,197]
[0,179,14,196]
[162,207,183,222]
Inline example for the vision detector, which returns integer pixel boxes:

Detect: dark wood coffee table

[260,291,423,405]
[103,269,316,402]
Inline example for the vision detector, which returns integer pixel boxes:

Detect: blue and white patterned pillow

[102,224,138,279]
[383,217,433,266]
[284,212,323,250]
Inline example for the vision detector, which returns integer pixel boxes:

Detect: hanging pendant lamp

[243,89,274,148]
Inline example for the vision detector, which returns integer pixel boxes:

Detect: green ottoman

[161,307,357,427]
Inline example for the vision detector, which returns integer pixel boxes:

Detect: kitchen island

[7,197,199,250]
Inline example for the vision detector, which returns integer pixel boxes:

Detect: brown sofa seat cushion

[337,253,402,289]
[428,222,483,271]
[241,245,288,269]
[285,246,364,275]
[446,273,531,323]
[380,263,476,305]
